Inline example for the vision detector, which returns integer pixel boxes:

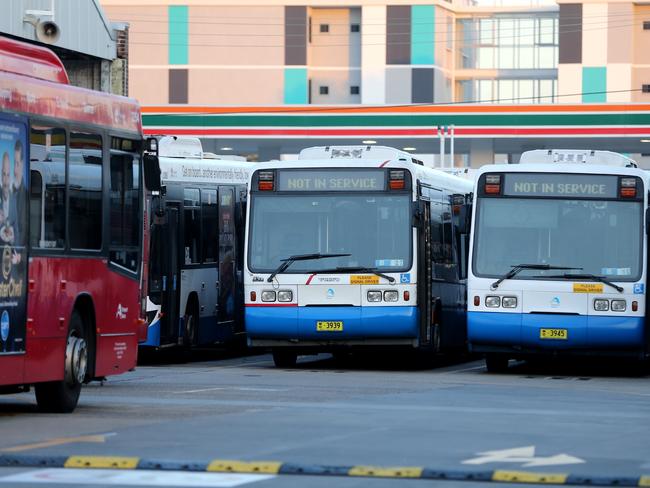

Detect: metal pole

[440,126,445,169]
[450,125,455,169]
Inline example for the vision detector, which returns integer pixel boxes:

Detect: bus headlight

[277,290,293,302]
[261,291,277,302]
[367,291,382,302]
[611,299,626,312]
[502,296,517,308]
[594,299,609,311]
[485,296,501,308]
[383,290,399,302]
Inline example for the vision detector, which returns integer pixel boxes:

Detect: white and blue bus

[143,137,254,349]
[244,146,473,367]
[468,150,648,372]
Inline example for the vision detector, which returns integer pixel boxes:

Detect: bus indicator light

[258,171,274,191]
[632,301,638,312]
[389,170,405,190]
[484,174,501,194]
[620,177,636,198]
[250,291,257,302]
[403,291,410,301]
[474,296,480,306]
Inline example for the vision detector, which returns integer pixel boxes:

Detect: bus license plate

[540,328,568,340]
[317,321,343,332]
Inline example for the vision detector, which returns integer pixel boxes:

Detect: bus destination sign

[278,170,386,192]
[503,174,619,198]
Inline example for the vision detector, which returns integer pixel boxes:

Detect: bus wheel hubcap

[65,335,88,385]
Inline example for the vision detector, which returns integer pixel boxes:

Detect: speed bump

[349,465,423,478]
[64,456,140,469]
[207,459,282,474]
[493,470,568,484]
[0,453,647,486]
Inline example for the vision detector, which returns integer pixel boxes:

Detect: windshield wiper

[267,253,351,283]
[328,266,396,284]
[491,264,582,290]
[543,273,624,293]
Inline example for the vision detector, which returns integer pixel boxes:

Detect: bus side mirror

[143,154,161,192]
[412,200,425,228]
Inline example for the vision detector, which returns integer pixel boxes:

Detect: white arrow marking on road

[523,454,586,468]
[463,446,585,467]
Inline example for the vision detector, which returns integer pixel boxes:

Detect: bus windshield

[248,193,411,273]
[473,197,643,281]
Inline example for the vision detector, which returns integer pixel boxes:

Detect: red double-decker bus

[0,36,156,412]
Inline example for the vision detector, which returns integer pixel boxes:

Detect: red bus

[0,36,157,412]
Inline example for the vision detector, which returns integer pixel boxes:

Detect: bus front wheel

[272,349,297,368]
[35,311,88,413]
[485,354,509,373]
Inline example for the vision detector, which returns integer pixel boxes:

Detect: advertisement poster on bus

[0,116,27,354]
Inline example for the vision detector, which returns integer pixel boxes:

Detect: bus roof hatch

[299,145,413,162]
[519,149,637,167]
[158,136,203,159]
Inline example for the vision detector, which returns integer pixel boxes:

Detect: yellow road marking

[348,465,423,478]
[2,434,111,453]
[207,460,282,474]
[64,456,139,469]
[493,470,568,484]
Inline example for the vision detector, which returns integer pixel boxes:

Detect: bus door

[416,193,433,349]
[218,186,235,325]
[160,204,180,344]
[431,191,465,349]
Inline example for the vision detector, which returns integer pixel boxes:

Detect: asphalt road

[0,351,649,488]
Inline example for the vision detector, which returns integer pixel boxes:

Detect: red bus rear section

[0,36,149,412]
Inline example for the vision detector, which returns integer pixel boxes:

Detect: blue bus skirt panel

[468,311,644,350]
[246,305,419,340]
[140,318,161,347]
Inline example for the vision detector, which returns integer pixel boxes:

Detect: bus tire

[485,355,509,373]
[272,349,297,368]
[34,311,87,413]
[183,301,198,349]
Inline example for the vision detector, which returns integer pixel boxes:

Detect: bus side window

[431,196,458,282]
[109,139,140,271]
[29,170,42,249]
[201,189,217,263]
[69,131,102,250]
[183,188,200,265]
[30,126,66,249]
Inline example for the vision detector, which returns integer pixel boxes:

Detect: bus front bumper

[467,311,645,355]
[246,305,419,346]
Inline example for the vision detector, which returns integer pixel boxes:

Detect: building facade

[100,0,650,166]
[101,0,566,105]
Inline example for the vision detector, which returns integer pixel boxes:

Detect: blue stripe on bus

[246,306,419,340]
[140,319,161,347]
[468,311,644,349]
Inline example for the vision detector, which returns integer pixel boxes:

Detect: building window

[319,86,329,95]
[350,86,360,95]
[320,24,329,33]
[643,21,650,30]
[643,85,650,93]
[351,24,360,33]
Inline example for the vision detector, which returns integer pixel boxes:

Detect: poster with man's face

[0,116,28,354]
